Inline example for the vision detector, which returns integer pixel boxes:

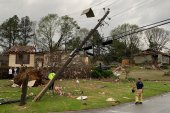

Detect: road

[55,93,170,113]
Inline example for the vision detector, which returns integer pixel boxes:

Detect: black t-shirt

[136,81,144,89]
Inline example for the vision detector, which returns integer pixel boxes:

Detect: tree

[19,16,35,46]
[66,37,80,50]
[144,27,170,51]
[91,30,104,59]
[57,15,79,50]
[37,14,60,52]
[110,23,141,61]
[0,15,20,50]
[66,28,89,51]
[79,28,89,40]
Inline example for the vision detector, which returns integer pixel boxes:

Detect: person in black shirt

[135,78,144,104]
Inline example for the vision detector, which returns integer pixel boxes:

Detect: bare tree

[55,15,79,50]
[37,14,60,52]
[144,27,170,51]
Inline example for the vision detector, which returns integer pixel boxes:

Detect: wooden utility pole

[33,9,110,102]
[19,74,29,106]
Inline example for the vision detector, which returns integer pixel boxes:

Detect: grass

[1,79,170,113]
[119,66,170,80]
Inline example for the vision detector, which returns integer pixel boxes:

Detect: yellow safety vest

[48,72,55,80]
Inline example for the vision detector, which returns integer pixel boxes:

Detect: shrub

[101,70,113,78]
[161,64,169,69]
[90,68,114,78]
[91,70,102,78]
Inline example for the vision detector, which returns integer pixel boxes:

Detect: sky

[0,0,170,49]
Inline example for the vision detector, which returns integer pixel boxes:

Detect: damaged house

[134,49,170,64]
[8,45,36,67]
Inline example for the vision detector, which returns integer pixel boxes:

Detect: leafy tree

[102,39,127,63]
[0,15,20,50]
[110,23,141,62]
[64,28,89,50]
[144,27,170,51]
[91,30,104,59]
[37,14,60,52]
[19,16,35,46]
[66,36,81,50]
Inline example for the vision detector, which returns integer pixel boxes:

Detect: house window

[16,54,30,64]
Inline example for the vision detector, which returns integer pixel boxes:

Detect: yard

[1,77,170,113]
[126,66,170,80]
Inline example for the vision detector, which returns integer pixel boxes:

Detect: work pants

[135,89,143,102]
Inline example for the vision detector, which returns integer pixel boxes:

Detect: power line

[93,0,119,10]
[91,0,113,8]
[111,18,170,38]
[82,19,170,50]
[109,20,170,40]
[109,0,151,18]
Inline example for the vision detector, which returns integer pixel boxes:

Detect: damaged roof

[7,45,35,54]
[134,49,170,56]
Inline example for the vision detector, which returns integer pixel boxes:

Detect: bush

[90,68,114,78]
[91,70,101,78]
[101,70,113,78]
[161,64,169,69]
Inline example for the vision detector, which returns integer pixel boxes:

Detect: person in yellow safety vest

[48,70,56,91]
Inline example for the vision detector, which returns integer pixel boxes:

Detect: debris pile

[62,64,90,79]
[14,68,44,87]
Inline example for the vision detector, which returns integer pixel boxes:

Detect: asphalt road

[55,93,170,113]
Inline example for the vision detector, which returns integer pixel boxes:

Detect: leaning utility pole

[33,9,110,102]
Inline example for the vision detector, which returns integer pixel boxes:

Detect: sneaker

[139,102,142,104]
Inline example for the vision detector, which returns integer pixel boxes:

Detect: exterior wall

[29,54,35,67]
[161,55,169,64]
[158,54,162,63]
[158,54,170,64]
[134,55,152,64]
[43,53,89,67]
[9,54,16,67]
[82,57,89,65]
[34,54,44,67]
[9,54,35,67]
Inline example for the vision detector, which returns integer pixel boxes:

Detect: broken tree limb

[0,99,20,105]
[0,96,34,105]
[33,9,110,102]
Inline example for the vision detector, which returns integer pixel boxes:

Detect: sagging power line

[82,18,170,52]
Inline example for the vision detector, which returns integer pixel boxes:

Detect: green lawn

[1,79,170,113]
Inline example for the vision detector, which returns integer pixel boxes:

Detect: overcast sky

[0,0,170,42]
